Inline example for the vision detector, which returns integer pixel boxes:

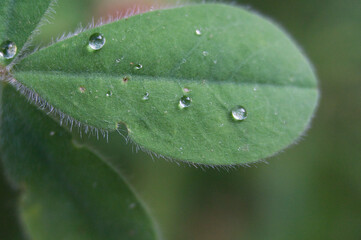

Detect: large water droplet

[134,63,143,70]
[195,29,202,36]
[179,96,192,109]
[88,33,105,50]
[106,91,112,97]
[0,40,17,59]
[231,106,247,121]
[142,92,149,100]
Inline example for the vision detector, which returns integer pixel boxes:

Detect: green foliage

[0,0,56,65]
[0,85,159,240]
[12,4,318,165]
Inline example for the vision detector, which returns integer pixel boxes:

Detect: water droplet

[106,91,112,97]
[231,106,247,121]
[179,96,192,109]
[88,33,105,50]
[134,63,143,70]
[253,87,257,91]
[202,51,209,56]
[213,60,217,64]
[181,58,187,64]
[0,40,17,59]
[195,29,202,36]
[142,92,149,100]
[49,131,55,136]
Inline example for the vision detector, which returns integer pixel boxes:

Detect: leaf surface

[0,0,56,65]
[13,4,319,165]
[0,85,160,240]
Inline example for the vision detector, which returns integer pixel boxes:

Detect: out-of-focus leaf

[0,84,160,240]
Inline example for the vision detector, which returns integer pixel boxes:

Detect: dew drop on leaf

[179,96,192,109]
[195,29,202,36]
[0,40,17,59]
[202,51,209,56]
[142,92,149,100]
[231,106,247,121]
[106,91,112,97]
[134,64,143,70]
[88,33,106,50]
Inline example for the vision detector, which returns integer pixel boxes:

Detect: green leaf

[0,0,56,65]
[0,158,26,240]
[12,4,318,165]
[0,84,160,240]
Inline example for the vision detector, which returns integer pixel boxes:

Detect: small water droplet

[106,91,112,97]
[213,60,217,64]
[231,106,247,121]
[179,96,192,109]
[142,92,149,100]
[181,58,187,64]
[202,51,209,56]
[0,40,17,59]
[88,33,105,50]
[134,63,143,70]
[195,29,202,36]
[253,87,257,91]
[49,131,55,136]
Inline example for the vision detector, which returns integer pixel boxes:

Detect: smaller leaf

[0,84,160,240]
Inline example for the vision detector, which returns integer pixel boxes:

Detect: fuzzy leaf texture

[0,85,160,240]
[0,0,56,66]
[9,4,319,165]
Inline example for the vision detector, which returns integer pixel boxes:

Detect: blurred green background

[1,0,360,239]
